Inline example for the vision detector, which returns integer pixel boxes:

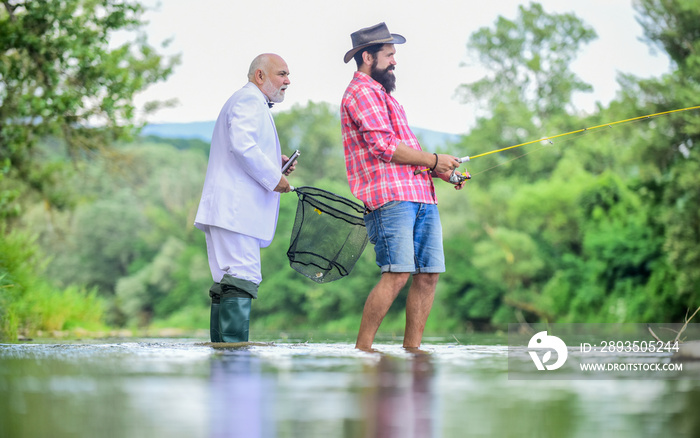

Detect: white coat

[194,82,283,247]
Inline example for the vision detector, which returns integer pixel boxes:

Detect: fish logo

[528,331,568,371]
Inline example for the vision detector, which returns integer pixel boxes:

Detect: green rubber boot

[209,283,223,343]
[219,275,258,343]
[219,296,251,343]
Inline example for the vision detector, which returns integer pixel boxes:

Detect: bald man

[195,53,295,343]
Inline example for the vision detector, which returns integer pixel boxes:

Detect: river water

[1,334,698,437]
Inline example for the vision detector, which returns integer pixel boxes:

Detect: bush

[0,226,107,341]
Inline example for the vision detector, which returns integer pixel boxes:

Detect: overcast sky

[131,0,671,135]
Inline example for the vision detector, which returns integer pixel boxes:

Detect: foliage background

[1,0,699,340]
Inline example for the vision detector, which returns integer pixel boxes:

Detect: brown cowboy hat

[343,22,406,63]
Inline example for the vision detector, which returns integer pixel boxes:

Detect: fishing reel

[413,155,471,184]
[449,155,471,185]
[449,169,471,184]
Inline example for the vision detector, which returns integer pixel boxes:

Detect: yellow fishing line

[414,105,699,176]
[469,121,610,176]
[469,105,700,160]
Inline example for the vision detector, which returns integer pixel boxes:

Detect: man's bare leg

[403,273,438,348]
[355,272,410,351]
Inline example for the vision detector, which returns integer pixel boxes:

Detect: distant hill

[141,121,215,142]
[412,127,462,151]
[141,121,461,151]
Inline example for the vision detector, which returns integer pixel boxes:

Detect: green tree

[36,140,210,325]
[0,0,177,339]
[454,3,597,187]
[441,3,600,326]
[0,0,178,219]
[274,101,345,185]
[635,0,700,82]
[457,2,597,123]
[625,0,700,310]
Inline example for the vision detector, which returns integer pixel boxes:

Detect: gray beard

[262,80,285,103]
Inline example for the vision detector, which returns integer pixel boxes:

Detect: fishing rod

[414,105,700,183]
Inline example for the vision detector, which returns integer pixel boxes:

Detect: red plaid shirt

[341,71,435,211]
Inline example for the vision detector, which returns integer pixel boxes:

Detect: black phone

[282,150,300,173]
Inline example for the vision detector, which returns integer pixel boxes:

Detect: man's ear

[254,69,265,85]
[361,51,374,67]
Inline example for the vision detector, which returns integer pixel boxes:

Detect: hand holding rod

[414,155,470,175]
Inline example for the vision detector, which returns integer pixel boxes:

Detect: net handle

[294,186,365,216]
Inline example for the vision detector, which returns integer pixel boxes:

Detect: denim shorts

[363,201,445,274]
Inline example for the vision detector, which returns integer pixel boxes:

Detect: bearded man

[340,23,465,351]
[195,53,296,343]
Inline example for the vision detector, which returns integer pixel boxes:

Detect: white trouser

[204,226,263,285]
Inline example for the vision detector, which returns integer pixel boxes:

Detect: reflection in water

[207,347,435,437]
[209,351,275,438]
[361,353,434,438]
[1,340,700,437]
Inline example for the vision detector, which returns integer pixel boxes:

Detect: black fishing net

[287,186,369,283]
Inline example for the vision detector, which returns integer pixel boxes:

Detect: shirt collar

[353,71,386,93]
[244,81,272,107]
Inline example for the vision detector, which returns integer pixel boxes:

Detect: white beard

[262,79,286,103]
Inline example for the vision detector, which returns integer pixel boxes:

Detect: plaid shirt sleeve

[341,72,435,210]
[344,82,399,163]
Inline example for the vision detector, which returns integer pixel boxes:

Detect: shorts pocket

[364,214,377,244]
[377,200,401,212]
